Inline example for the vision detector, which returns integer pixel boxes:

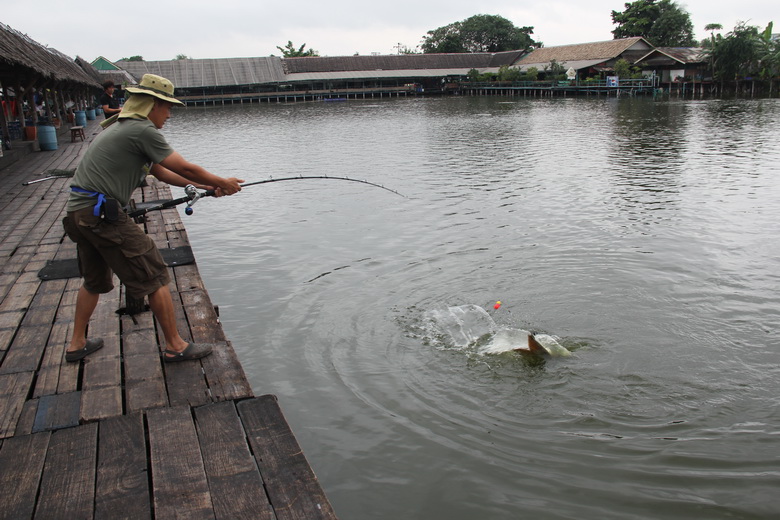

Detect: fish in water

[478,327,571,357]
[422,304,572,357]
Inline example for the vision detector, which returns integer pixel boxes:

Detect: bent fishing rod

[127,175,406,219]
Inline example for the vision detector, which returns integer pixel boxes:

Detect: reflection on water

[164,97,780,520]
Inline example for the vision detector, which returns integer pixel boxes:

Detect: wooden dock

[0,119,337,519]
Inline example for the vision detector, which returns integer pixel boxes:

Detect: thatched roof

[115,58,286,88]
[515,37,653,71]
[0,22,100,86]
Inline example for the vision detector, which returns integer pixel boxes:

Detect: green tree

[121,55,144,62]
[421,14,540,53]
[702,23,723,49]
[175,54,189,60]
[545,59,566,79]
[276,41,319,57]
[756,22,779,81]
[709,22,762,81]
[611,0,695,46]
[497,65,522,81]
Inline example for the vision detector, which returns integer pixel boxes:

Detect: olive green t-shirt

[67,118,174,212]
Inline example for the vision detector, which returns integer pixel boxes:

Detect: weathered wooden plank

[81,363,123,422]
[33,321,71,398]
[171,264,207,291]
[147,406,215,519]
[238,395,338,520]
[81,333,123,421]
[0,279,37,314]
[95,413,151,520]
[0,431,51,520]
[0,371,35,439]
[161,286,213,408]
[177,287,251,401]
[14,398,39,436]
[122,313,168,412]
[181,289,227,343]
[18,279,65,327]
[32,392,81,433]
[0,325,19,353]
[194,401,275,520]
[35,422,98,519]
[202,339,253,402]
[0,325,51,375]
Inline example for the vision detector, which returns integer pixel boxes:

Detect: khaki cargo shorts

[63,207,170,299]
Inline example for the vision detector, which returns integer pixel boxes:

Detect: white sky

[2,0,775,62]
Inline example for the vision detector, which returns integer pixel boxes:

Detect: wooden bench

[70,126,85,142]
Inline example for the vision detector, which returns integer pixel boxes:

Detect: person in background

[63,74,244,363]
[99,81,121,118]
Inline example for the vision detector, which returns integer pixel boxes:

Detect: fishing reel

[183,184,204,215]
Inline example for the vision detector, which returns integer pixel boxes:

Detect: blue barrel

[86,108,96,120]
[95,107,103,116]
[74,110,87,127]
[38,125,58,151]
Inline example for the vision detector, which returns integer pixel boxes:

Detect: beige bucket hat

[125,74,184,106]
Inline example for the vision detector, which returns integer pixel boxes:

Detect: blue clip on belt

[71,186,107,217]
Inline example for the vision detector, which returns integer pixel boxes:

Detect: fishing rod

[21,169,75,186]
[127,175,406,219]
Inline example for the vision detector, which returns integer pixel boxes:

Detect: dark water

[164,96,780,519]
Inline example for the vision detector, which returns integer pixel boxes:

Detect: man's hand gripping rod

[127,184,214,219]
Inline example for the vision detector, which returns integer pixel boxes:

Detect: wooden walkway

[0,119,337,519]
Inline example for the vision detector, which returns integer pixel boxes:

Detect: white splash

[422,304,571,357]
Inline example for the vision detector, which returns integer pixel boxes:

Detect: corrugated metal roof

[284,52,515,74]
[285,68,497,82]
[115,57,286,87]
[635,47,707,65]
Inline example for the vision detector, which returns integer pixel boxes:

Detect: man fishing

[63,74,243,363]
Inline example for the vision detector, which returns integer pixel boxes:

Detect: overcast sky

[3,0,775,62]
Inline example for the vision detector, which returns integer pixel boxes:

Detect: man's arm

[102,104,121,116]
[151,151,243,195]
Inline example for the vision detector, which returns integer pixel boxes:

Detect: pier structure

[0,118,337,519]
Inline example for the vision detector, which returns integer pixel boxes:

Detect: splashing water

[421,304,571,357]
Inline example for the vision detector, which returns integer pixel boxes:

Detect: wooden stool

[70,126,85,142]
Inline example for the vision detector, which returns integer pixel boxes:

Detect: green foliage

[702,23,723,49]
[611,0,695,46]
[708,22,774,80]
[497,65,522,81]
[276,41,319,58]
[545,59,566,77]
[613,58,643,79]
[122,56,144,62]
[175,54,189,60]
[525,67,539,81]
[422,14,540,53]
[396,44,420,54]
